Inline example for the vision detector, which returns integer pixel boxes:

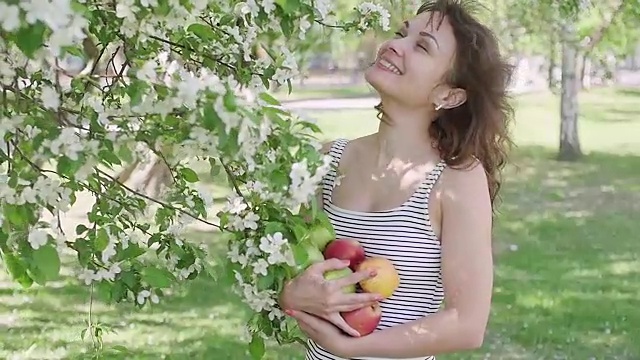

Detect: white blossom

[357,2,391,31]
[95,263,122,282]
[0,3,21,31]
[136,289,159,305]
[252,258,269,276]
[27,229,49,249]
[78,269,97,285]
[223,194,247,214]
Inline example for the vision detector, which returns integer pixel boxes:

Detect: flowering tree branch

[0,0,391,358]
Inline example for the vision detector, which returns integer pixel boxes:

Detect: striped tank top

[305,138,447,360]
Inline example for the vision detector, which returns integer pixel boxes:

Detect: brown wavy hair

[375,0,515,210]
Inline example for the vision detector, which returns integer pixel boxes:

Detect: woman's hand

[280,258,382,336]
[286,309,356,358]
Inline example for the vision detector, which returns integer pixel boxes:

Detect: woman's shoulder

[319,135,370,156]
[440,158,489,201]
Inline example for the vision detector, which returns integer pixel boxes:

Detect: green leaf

[76,224,89,235]
[176,251,196,269]
[30,244,61,284]
[262,65,276,82]
[141,266,175,288]
[223,91,237,112]
[264,221,287,235]
[94,228,109,252]
[258,315,274,337]
[57,156,82,177]
[4,252,33,288]
[249,333,266,360]
[258,92,282,106]
[223,261,243,286]
[280,16,294,38]
[218,127,240,154]
[276,0,300,14]
[119,270,138,289]
[202,104,222,131]
[14,22,47,58]
[74,238,92,266]
[208,158,221,177]
[295,120,322,134]
[115,243,146,261]
[156,0,171,16]
[291,243,309,267]
[4,204,30,227]
[0,230,7,248]
[187,23,216,40]
[125,80,148,107]
[118,146,134,164]
[94,280,113,302]
[179,167,199,182]
[309,196,320,220]
[256,272,275,291]
[291,222,309,243]
[99,149,122,166]
[110,281,128,302]
[110,345,131,354]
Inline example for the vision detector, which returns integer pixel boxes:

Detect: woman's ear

[437,88,467,110]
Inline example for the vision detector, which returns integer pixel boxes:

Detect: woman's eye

[394,32,404,38]
[418,44,428,52]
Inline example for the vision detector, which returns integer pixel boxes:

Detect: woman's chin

[364,66,390,90]
[365,69,395,97]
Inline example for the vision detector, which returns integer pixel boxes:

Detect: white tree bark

[558,22,582,161]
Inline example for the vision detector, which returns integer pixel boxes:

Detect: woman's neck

[374,100,439,163]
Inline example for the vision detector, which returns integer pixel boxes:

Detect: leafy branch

[8,141,221,230]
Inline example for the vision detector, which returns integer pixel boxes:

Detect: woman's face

[364,11,458,108]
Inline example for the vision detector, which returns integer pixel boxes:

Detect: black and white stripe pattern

[305,139,446,360]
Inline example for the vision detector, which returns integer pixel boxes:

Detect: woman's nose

[386,39,405,57]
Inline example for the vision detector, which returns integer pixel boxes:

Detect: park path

[281,83,545,110]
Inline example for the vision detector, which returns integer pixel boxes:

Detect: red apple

[341,302,382,336]
[323,239,366,271]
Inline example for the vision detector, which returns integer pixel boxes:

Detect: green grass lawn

[1,87,639,359]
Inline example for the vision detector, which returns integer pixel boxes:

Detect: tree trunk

[116,153,173,200]
[558,24,582,162]
[579,53,592,90]
[547,34,558,91]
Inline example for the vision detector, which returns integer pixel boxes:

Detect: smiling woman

[279,1,515,359]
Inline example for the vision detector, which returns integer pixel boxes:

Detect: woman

[279,0,514,359]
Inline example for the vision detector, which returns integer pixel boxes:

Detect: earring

[435,104,443,111]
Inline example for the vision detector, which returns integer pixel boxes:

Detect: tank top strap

[321,139,349,207]
[420,159,447,200]
[328,138,349,171]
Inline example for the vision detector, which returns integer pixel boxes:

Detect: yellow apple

[357,257,400,298]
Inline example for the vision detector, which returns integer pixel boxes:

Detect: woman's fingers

[307,258,350,275]
[289,310,362,338]
[331,301,379,313]
[328,291,383,311]
[326,312,361,337]
[330,269,377,289]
